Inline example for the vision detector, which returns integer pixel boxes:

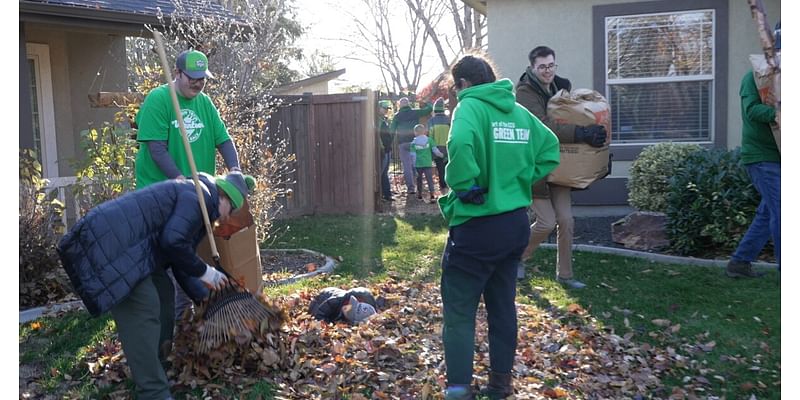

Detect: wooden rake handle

[151,32,224,270]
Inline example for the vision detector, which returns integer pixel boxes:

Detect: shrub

[665,147,760,257]
[19,149,74,308]
[70,113,139,213]
[628,142,702,212]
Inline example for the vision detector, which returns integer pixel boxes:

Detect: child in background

[411,123,444,201]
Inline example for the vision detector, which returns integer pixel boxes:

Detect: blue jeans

[415,167,435,196]
[381,150,392,199]
[398,142,416,192]
[732,162,780,266]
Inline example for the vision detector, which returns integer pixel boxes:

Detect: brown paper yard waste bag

[749,54,781,151]
[546,89,612,189]
[196,201,263,294]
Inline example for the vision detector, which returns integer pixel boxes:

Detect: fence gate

[269,90,379,217]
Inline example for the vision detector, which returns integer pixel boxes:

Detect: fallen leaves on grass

[23,277,778,399]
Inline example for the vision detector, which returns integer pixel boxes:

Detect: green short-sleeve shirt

[134,85,231,187]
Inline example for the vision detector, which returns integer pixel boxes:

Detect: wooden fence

[268,90,381,217]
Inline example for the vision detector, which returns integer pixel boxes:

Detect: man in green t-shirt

[135,49,242,188]
[134,49,244,320]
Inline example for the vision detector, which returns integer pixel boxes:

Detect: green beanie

[215,173,256,210]
[433,97,445,112]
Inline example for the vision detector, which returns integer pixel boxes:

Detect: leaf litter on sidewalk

[22,276,777,399]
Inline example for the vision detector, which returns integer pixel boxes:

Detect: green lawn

[19,214,780,399]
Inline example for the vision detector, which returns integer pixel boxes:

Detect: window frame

[593,0,728,160]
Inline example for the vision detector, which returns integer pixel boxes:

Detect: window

[606,10,714,144]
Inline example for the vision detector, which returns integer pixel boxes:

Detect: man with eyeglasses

[134,49,244,323]
[515,46,606,288]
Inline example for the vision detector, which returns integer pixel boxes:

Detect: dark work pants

[440,207,530,385]
[110,266,175,400]
[434,146,448,189]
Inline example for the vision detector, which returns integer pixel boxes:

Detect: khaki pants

[524,185,575,279]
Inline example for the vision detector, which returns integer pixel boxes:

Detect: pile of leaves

[58,277,775,399]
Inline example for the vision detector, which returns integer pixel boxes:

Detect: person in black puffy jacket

[57,172,253,400]
[308,287,378,324]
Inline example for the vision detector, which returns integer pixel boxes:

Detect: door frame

[26,43,58,178]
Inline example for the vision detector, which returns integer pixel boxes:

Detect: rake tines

[197,282,285,353]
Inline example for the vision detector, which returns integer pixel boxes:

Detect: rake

[152,32,284,353]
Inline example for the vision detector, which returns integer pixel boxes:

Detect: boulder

[611,211,670,251]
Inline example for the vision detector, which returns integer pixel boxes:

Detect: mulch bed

[261,250,329,286]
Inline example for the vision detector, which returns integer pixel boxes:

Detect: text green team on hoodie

[438,78,561,227]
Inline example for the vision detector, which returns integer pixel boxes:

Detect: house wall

[487,0,780,176]
[24,23,128,176]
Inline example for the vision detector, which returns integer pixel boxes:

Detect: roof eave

[19,2,251,35]
[461,0,486,16]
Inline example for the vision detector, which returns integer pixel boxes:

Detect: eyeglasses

[181,71,206,84]
[535,63,558,72]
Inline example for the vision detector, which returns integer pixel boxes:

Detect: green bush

[628,142,702,212]
[70,114,138,213]
[19,149,74,308]
[665,147,760,257]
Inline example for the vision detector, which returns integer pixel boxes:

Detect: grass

[518,248,780,399]
[20,214,780,399]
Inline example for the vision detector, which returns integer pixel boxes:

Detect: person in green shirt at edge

[428,97,452,194]
[134,49,245,321]
[390,96,433,194]
[410,123,444,201]
[726,21,780,279]
[438,53,560,400]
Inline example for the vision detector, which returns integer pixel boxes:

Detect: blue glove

[456,185,488,205]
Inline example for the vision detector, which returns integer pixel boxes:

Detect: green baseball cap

[176,49,214,79]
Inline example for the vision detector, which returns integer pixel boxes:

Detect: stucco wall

[24,23,128,176]
[487,0,780,172]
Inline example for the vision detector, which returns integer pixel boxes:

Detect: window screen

[606,10,714,143]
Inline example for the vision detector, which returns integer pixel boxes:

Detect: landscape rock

[611,211,670,251]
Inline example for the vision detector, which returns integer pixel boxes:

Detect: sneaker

[417,194,423,200]
[557,278,586,289]
[726,260,766,278]
[516,261,526,280]
[430,194,436,201]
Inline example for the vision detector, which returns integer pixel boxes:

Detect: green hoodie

[438,79,561,226]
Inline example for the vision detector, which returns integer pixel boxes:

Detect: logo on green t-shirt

[172,109,205,142]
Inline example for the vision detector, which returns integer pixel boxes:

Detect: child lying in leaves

[309,287,379,324]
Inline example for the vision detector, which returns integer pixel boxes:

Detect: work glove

[199,264,228,290]
[456,185,489,205]
[574,125,607,148]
